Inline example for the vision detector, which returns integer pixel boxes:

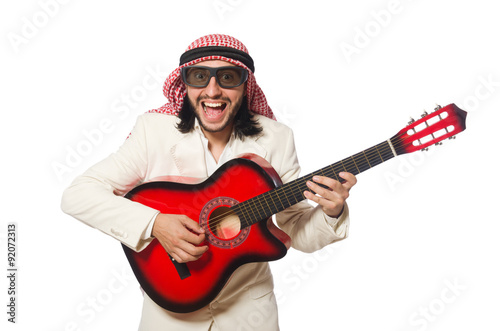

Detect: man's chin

[198,119,231,133]
[194,110,231,133]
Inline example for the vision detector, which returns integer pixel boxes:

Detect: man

[61,34,357,331]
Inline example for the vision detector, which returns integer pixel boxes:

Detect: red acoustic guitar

[122,103,467,313]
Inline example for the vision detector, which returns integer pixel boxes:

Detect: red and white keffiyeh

[148,34,275,120]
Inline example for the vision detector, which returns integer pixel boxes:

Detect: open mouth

[202,102,227,119]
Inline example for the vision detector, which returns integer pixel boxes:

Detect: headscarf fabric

[148,34,275,120]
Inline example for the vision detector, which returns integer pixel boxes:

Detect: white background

[1,0,499,330]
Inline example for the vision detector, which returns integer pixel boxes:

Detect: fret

[369,144,385,165]
[350,156,361,174]
[277,185,292,207]
[290,178,304,204]
[235,202,248,228]
[262,194,273,217]
[362,150,372,168]
[287,178,308,202]
[339,159,348,173]
[292,177,308,201]
[252,198,267,221]
[317,167,328,180]
[271,189,285,211]
[234,204,250,229]
[331,162,346,182]
[276,183,295,206]
[374,142,386,162]
[238,199,263,229]
[376,141,396,163]
[347,157,360,175]
[351,151,370,173]
[352,152,368,174]
[259,195,274,218]
[308,170,323,183]
[327,165,341,181]
[240,200,252,223]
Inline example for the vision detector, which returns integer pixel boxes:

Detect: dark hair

[176,96,263,139]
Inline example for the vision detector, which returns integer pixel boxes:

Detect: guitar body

[122,154,291,313]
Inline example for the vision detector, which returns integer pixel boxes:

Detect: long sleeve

[61,115,159,252]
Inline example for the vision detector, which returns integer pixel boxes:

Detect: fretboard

[232,139,396,228]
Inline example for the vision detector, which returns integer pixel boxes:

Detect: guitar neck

[234,137,398,228]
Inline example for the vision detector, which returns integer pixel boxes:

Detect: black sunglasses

[181,66,248,88]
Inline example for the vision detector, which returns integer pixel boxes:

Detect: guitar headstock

[391,103,467,155]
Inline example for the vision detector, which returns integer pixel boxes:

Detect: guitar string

[207,111,460,232]
[204,126,449,231]
[205,133,408,230]
[205,135,401,230]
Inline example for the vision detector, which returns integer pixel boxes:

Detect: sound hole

[200,197,250,249]
[209,206,241,240]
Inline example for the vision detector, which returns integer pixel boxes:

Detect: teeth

[204,102,223,107]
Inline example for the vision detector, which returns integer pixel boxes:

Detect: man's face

[184,60,246,136]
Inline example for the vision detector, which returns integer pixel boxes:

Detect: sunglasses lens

[184,67,211,87]
[216,68,245,88]
[183,67,247,88]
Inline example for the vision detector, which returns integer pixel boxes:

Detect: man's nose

[204,76,222,96]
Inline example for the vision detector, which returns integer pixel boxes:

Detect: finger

[303,186,342,207]
[305,179,331,200]
[307,177,347,201]
[180,216,205,235]
[183,230,207,246]
[177,218,207,245]
[168,238,207,263]
[339,172,357,190]
[303,189,319,203]
[305,177,348,217]
[304,189,344,216]
[311,175,340,191]
[171,250,191,263]
[169,251,182,263]
[173,244,208,263]
[177,240,208,257]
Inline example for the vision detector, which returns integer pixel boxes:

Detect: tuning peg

[434,104,442,111]
[421,110,428,118]
[449,135,456,140]
[435,142,443,146]
[421,147,429,152]
[408,117,415,125]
